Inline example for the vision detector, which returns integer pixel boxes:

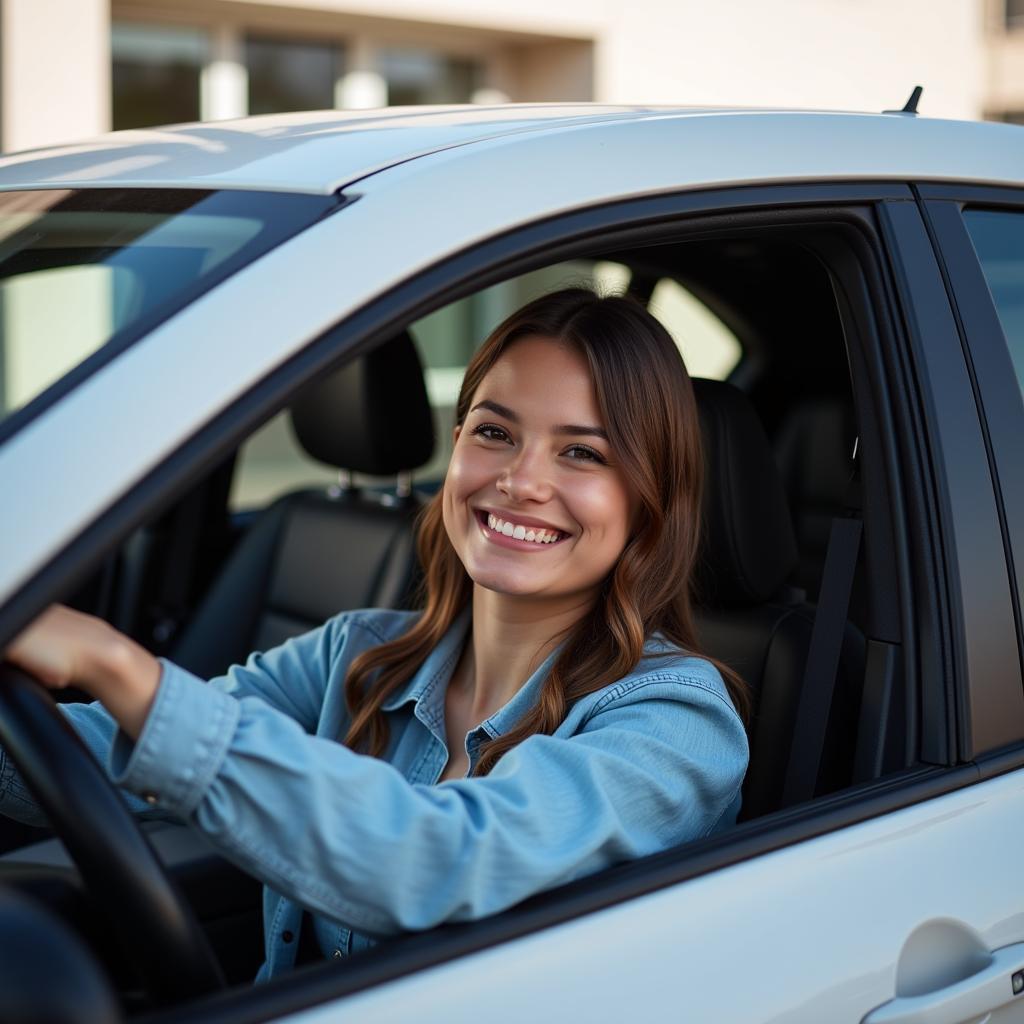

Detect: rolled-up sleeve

[110,664,748,937]
[0,614,353,828]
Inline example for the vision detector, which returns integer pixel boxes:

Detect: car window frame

[4,181,1010,1023]
[915,184,1024,771]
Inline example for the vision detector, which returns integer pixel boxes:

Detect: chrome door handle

[863,942,1024,1024]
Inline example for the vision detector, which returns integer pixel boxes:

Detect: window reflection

[247,36,342,115]
[112,23,206,130]
[378,49,482,105]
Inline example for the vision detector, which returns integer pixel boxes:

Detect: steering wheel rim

[0,663,224,1005]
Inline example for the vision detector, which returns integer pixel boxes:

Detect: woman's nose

[496,446,553,503]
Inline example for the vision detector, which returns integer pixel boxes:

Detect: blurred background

[0,0,1021,153]
[1,0,1021,507]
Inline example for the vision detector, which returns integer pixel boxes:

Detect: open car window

[229,259,743,509]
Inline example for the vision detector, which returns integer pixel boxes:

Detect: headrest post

[396,471,412,499]
[327,468,354,499]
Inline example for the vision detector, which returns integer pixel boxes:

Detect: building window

[247,36,342,115]
[112,23,207,130]
[377,49,482,105]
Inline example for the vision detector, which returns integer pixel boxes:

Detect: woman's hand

[3,605,162,739]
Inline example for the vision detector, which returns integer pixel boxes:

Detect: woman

[2,288,749,979]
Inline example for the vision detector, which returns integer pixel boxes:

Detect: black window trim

[914,185,1024,744]
[877,197,1024,762]
[2,180,1015,1023]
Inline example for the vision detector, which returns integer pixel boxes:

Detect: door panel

[288,769,1024,1024]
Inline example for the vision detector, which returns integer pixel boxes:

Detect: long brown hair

[343,287,749,773]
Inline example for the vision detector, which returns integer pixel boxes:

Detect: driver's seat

[692,379,865,819]
[171,333,435,680]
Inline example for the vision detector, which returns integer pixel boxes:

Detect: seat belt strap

[781,462,863,807]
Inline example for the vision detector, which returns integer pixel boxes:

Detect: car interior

[0,223,912,1017]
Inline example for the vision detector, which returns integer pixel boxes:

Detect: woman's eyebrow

[555,423,610,441]
[471,399,518,421]
[470,400,609,441]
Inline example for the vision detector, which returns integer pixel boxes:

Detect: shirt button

[143,792,158,805]
[282,931,294,944]
[332,949,343,959]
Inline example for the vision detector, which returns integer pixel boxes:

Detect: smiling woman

[2,286,748,979]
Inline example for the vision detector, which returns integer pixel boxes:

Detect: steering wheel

[0,664,225,1006]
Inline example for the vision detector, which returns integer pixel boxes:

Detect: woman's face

[442,335,635,603]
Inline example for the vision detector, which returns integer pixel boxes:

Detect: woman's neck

[450,586,595,720]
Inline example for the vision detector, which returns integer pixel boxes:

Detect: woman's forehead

[476,336,600,418]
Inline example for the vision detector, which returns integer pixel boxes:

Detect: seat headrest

[289,331,435,477]
[693,379,798,608]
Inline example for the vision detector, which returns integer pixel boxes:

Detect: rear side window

[964,209,1024,388]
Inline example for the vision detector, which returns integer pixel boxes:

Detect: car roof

[0,104,1021,195]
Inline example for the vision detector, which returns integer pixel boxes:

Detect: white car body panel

[0,105,666,195]
[0,107,1022,1022]
[4,111,1024,608]
[0,108,1021,196]
[275,766,1024,1024]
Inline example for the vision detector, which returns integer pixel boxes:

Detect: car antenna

[883,85,922,116]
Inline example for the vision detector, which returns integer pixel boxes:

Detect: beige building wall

[595,0,986,120]
[0,0,1002,152]
[1,0,111,151]
[985,0,1024,117]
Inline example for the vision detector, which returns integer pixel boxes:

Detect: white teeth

[484,513,562,545]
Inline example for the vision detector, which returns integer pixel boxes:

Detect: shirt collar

[378,606,562,740]
[476,644,562,739]
[380,606,471,719]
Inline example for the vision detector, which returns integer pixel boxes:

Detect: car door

[232,187,1023,1024]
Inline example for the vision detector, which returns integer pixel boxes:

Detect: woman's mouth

[476,510,570,548]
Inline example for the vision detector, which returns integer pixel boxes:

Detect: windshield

[0,188,336,442]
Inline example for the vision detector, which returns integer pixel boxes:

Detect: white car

[0,103,1023,1024]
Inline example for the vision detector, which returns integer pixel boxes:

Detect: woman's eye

[564,444,607,464]
[471,423,511,443]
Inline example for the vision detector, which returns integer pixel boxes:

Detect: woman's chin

[467,566,553,598]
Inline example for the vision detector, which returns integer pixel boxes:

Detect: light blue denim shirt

[0,607,748,981]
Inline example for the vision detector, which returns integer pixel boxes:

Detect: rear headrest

[693,379,798,608]
[289,331,435,477]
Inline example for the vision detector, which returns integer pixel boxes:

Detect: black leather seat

[692,379,865,819]
[171,332,434,680]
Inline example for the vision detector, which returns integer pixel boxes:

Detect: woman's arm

[108,660,748,937]
[0,604,353,824]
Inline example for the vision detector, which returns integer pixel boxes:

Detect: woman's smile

[476,509,571,548]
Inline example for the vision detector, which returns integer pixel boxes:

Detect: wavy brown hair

[342,287,749,774]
